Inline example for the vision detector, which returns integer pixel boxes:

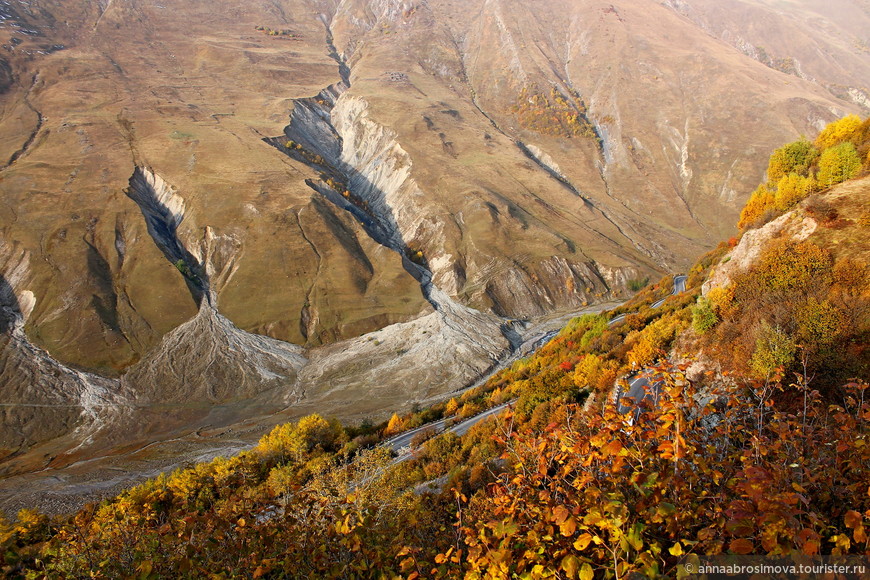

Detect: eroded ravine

[267,77,519,354]
[125,167,208,304]
[1,8,630,512]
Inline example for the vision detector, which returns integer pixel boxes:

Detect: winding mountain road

[615,373,663,424]
[386,274,689,456]
[612,274,687,419]
[651,275,687,309]
[384,400,515,461]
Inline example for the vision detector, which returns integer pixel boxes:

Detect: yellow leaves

[625,523,645,552]
[398,554,417,574]
[817,142,862,187]
[832,533,852,553]
[489,518,519,539]
[560,555,594,579]
[773,172,816,211]
[334,514,360,536]
[558,555,580,578]
[814,114,862,150]
[627,338,657,368]
[707,285,737,320]
[255,413,345,460]
[669,541,684,556]
[796,297,846,348]
[738,184,775,229]
[136,561,154,578]
[573,533,594,551]
[432,546,463,567]
[573,354,604,390]
[384,413,405,436]
[589,432,608,449]
[766,138,818,182]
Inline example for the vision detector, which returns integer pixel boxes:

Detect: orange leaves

[601,439,625,457]
[797,528,821,555]
[844,510,863,529]
[20,337,870,579]
[728,538,755,554]
[844,510,868,545]
[657,441,675,460]
[552,505,578,537]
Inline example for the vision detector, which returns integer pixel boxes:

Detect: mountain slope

[0,0,868,488]
[4,153,866,577]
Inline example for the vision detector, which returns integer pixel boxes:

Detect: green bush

[817,142,862,187]
[691,297,718,334]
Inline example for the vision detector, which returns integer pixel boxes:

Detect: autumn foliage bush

[443,373,870,578]
[694,237,868,389]
[512,85,598,139]
[739,115,870,229]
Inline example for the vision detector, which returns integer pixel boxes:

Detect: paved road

[650,275,688,309]
[611,274,686,418]
[385,400,515,459]
[608,275,685,326]
[614,374,663,424]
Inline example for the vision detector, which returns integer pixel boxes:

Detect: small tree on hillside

[814,114,862,150]
[384,413,404,436]
[817,142,862,188]
[767,138,818,182]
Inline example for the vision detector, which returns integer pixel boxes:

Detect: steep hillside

[663,0,870,107]
[3,141,866,577]
[1,0,869,499]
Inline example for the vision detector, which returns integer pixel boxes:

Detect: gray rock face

[702,212,819,296]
